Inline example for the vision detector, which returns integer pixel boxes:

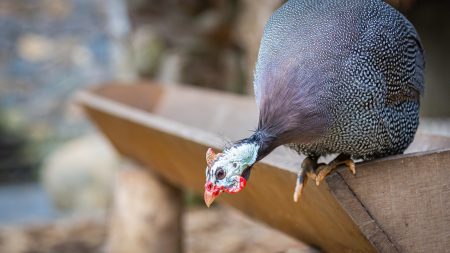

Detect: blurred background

[0,0,449,252]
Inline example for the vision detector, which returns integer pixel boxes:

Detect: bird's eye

[232,162,237,168]
[216,168,226,180]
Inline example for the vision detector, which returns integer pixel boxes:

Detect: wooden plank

[327,173,399,253]
[77,82,450,253]
[334,149,450,253]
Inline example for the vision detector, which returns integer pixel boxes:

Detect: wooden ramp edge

[76,82,450,253]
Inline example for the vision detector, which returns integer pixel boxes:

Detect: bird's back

[254,0,424,159]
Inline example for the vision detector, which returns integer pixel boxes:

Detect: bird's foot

[293,154,356,202]
[314,154,355,186]
[293,156,318,202]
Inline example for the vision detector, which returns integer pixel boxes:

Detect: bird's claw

[293,157,317,202]
[347,160,356,175]
[293,181,303,202]
[315,164,331,186]
[293,155,356,202]
[314,159,356,186]
[293,174,309,202]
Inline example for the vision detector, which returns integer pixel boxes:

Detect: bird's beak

[204,190,217,208]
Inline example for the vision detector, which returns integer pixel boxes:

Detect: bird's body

[204,0,424,206]
[255,0,424,160]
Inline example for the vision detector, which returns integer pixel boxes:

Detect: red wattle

[224,176,247,194]
[205,181,223,196]
[239,176,247,189]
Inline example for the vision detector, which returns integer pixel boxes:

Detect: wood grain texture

[327,173,399,253]
[334,150,450,253]
[77,82,450,253]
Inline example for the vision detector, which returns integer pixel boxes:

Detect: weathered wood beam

[77,81,450,253]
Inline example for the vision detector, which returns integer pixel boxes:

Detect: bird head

[203,143,259,207]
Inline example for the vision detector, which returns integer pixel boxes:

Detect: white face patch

[206,143,259,189]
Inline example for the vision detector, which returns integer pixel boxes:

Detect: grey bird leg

[315,154,356,186]
[293,156,319,202]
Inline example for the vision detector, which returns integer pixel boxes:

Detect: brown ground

[185,206,314,253]
[0,206,316,253]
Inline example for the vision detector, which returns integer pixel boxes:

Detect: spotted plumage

[255,0,424,160]
[203,0,424,206]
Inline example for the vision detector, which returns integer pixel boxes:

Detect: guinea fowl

[204,0,424,207]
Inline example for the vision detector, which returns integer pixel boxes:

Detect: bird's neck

[237,129,278,162]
